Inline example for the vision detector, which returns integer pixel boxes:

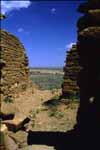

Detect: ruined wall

[62,44,80,99]
[0,30,29,100]
[76,0,100,133]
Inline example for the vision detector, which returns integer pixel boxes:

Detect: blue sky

[1,0,83,67]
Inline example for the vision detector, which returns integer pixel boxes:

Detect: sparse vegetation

[30,68,63,90]
[29,110,37,128]
[43,96,64,119]
[66,92,80,101]
[22,84,27,91]
[48,109,64,119]
[48,110,57,117]
[43,95,60,109]
[3,96,14,103]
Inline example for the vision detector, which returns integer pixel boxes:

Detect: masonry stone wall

[0,29,29,100]
[62,44,80,99]
[76,0,100,133]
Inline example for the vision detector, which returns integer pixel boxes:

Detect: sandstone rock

[0,133,18,150]
[0,129,18,150]
[1,102,17,117]
[0,124,8,132]
[0,29,29,100]
[8,131,28,149]
[2,114,30,132]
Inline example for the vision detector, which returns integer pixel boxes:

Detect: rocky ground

[1,88,79,150]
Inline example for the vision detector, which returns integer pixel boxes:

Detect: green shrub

[31,120,35,128]
[29,110,36,119]
[3,96,14,103]
[48,111,56,117]
[29,110,36,129]
[66,91,80,101]
[48,109,64,119]
[43,98,60,110]
[55,112,64,119]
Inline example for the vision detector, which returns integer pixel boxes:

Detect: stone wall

[76,0,100,133]
[0,29,29,100]
[62,44,80,99]
[55,1,100,148]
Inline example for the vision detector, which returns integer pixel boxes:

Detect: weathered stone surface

[0,124,8,132]
[2,114,30,132]
[76,0,100,134]
[0,29,29,100]
[0,132,18,150]
[62,44,80,99]
[53,2,100,149]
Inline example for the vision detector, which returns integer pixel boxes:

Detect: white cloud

[51,8,56,14]
[1,1,31,14]
[17,28,24,32]
[66,42,76,50]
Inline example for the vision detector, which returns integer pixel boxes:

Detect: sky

[1,0,84,67]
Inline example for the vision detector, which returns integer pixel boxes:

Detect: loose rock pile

[62,44,80,99]
[0,29,29,100]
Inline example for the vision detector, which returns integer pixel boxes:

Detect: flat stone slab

[2,115,30,132]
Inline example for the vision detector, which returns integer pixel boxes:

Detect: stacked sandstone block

[62,44,80,99]
[0,29,29,100]
[76,0,100,132]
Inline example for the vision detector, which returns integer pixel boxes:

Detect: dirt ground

[1,88,79,150]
